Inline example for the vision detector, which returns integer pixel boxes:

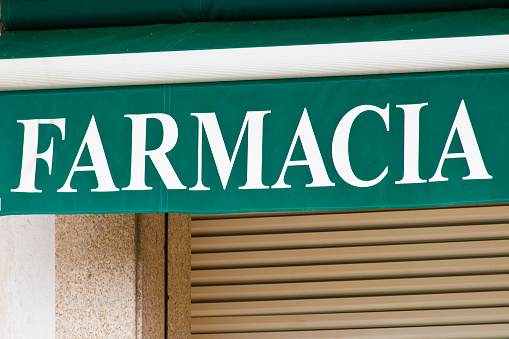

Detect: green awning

[0,69,508,215]
[2,9,509,59]
[0,9,509,215]
[1,9,509,92]
[3,0,509,30]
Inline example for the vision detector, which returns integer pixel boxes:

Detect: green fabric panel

[1,9,509,59]
[2,0,509,30]
[0,69,508,215]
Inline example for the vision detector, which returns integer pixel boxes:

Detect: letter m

[190,111,270,190]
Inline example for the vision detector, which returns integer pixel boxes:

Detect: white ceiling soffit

[1,34,509,91]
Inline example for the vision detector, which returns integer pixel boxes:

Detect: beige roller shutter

[191,206,509,338]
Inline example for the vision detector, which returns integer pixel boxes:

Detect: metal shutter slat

[192,223,509,252]
[190,323,509,339]
[192,274,509,302]
[192,290,509,317]
[191,307,509,333]
[192,256,509,285]
[191,206,509,236]
[192,239,509,269]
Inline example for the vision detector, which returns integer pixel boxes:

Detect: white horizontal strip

[2,34,509,91]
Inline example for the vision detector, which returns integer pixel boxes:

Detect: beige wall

[0,215,56,339]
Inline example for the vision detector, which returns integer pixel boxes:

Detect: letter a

[429,100,491,182]
[58,116,118,192]
[272,109,334,189]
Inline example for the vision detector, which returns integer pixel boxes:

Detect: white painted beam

[1,34,509,91]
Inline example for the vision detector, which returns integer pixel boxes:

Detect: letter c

[332,104,389,187]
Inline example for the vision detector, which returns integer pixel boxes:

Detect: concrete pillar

[55,213,192,338]
[56,213,174,338]
[167,214,192,338]
[136,213,166,338]
[0,215,56,339]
